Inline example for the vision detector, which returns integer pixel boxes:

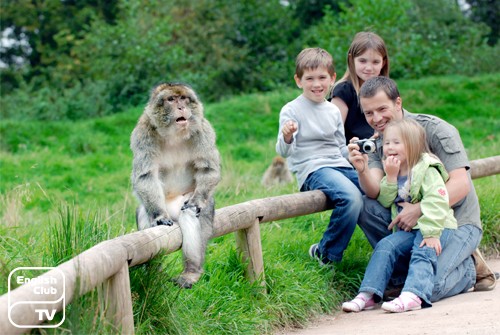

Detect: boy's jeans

[359,196,480,302]
[301,167,363,262]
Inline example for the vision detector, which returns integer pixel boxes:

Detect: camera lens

[363,141,375,153]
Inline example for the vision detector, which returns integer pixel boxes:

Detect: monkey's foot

[156,217,174,226]
[181,202,201,216]
[174,272,202,289]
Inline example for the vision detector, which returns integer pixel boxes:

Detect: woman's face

[354,49,385,84]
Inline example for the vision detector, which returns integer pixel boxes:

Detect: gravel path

[277,258,500,335]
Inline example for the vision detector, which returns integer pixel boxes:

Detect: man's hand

[388,202,422,231]
[348,137,368,173]
[420,237,442,256]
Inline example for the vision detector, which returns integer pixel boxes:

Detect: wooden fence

[1,155,499,334]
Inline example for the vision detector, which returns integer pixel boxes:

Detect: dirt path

[277,258,500,335]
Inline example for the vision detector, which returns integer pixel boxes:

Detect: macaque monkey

[261,156,293,187]
[130,82,221,288]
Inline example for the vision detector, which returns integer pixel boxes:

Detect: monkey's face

[147,83,203,135]
[161,94,193,129]
[272,156,286,169]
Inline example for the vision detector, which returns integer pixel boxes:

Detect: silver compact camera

[356,139,377,154]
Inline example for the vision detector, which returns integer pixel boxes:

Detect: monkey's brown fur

[261,156,293,187]
[131,83,221,288]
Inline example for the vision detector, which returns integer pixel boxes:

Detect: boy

[276,48,363,265]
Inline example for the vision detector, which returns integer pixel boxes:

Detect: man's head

[359,76,403,133]
[294,48,336,103]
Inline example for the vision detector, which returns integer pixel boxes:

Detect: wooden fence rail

[1,155,498,334]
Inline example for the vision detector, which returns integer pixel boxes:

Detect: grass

[0,74,499,334]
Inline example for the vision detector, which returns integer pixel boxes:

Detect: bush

[306,0,498,79]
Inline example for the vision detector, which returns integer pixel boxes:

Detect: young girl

[329,31,389,143]
[342,118,457,313]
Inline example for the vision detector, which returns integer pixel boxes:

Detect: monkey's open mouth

[176,117,188,124]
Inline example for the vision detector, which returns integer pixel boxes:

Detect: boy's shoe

[381,293,422,313]
[472,249,496,291]
[308,243,333,267]
[342,294,376,313]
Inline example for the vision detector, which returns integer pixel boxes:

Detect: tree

[306,0,496,78]
[288,0,346,28]
[464,0,499,45]
[0,0,119,91]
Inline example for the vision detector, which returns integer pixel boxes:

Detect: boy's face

[294,67,335,103]
[360,90,403,134]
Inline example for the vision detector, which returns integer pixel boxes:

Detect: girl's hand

[420,237,442,256]
[383,156,400,182]
[282,120,298,144]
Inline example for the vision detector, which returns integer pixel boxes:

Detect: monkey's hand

[155,216,174,226]
[181,201,201,217]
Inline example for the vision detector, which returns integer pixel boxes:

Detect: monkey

[130,82,221,288]
[261,156,293,187]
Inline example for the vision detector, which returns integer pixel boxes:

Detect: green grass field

[1,74,499,334]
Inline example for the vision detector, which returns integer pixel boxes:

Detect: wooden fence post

[103,262,134,334]
[235,218,266,290]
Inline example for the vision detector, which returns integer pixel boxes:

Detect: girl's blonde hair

[336,31,390,93]
[384,118,431,171]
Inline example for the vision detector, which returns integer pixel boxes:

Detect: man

[348,76,495,302]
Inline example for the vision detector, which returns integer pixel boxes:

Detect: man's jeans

[301,167,363,262]
[359,228,454,306]
[359,196,480,302]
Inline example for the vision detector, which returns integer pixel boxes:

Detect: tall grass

[0,74,499,334]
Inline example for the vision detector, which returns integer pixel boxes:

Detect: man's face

[360,90,403,134]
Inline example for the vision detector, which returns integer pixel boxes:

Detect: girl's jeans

[359,228,454,306]
[301,167,363,262]
[359,196,480,302]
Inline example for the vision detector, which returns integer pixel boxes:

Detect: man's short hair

[359,76,400,102]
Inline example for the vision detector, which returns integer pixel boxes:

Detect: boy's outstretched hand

[282,120,298,144]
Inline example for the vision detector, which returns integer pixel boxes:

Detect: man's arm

[446,167,470,206]
[359,166,384,198]
[348,140,384,198]
[389,167,470,231]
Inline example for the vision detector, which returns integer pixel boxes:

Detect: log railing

[1,155,498,334]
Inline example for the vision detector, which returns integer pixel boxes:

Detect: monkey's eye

[167,96,175,102]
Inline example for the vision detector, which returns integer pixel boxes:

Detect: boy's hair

[337,31,390,93]
[384,118,431,171]
[295,48,335,79]
[359,76,400,102]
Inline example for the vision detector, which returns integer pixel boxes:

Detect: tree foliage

[0,0,498,120]
[464,0,499,45]
[307,0,497,78]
